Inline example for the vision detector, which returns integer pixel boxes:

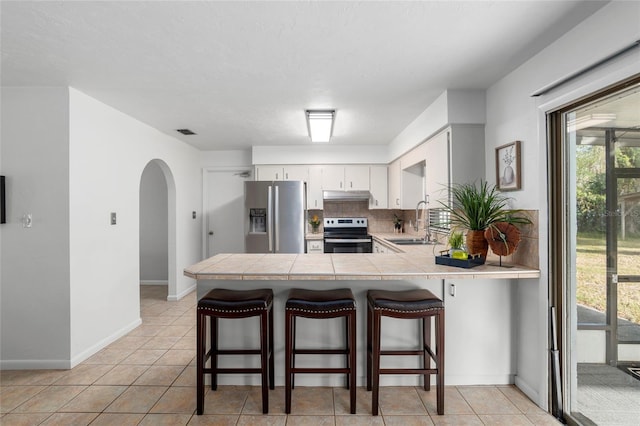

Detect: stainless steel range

[323,217,373,253]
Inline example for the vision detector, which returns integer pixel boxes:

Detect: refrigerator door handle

[274,185,280,252]
[267,186,273,252]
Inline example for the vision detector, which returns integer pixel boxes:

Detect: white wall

[68,88,202,364]
[388,90,486,162]
[0,88,72,368]
[251,145,388,165]
[140,161,168,283]
[485,0,640,408]
[200,149,252,168]
[0,86,202,369]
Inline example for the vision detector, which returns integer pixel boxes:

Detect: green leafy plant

[393,213,403,228]
[448,231,464,249]
[438,180,531,231]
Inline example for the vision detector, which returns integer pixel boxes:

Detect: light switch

[22,213,32,228]
[111,212,117,225]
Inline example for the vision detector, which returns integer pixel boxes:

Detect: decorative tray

[435,251,485,269]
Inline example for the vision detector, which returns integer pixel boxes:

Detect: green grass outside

[577,232,640,323]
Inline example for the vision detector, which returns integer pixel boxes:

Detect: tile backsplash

[310,201,539,269]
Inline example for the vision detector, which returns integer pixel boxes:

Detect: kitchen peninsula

[184,252,540,387]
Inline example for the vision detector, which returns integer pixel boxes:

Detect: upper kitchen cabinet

[425,129,450,206]
[369,165,388,209]
[344,165,370,190]
[400,142,428,210]
[307,165,323,210]
[448,125,485,186]
[424,124,485,208]
[388,159,402,208]
[321,165,369,191]
[255,165,308,181]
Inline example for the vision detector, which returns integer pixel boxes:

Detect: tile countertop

[184,251,540,281]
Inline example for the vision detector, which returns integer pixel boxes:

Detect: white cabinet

[321,165,370,191]
[321,165,345,190]
[307,166,323,210]
[443,279,514,384]
[388,159,402,208]
[255,165,308,181]
[344,165,369,190]
[373,241,386,254]
[255,165,283,181]
[425,129,450,206]
[369,165,388,209]
[283,165,308,181]
[306,239,324,253]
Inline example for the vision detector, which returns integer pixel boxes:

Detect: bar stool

[285,288,357,414]
[196,288,274,415]
[366,289,445,415]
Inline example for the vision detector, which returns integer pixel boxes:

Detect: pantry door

[204,168,251,257]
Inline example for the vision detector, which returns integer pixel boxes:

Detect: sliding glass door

[551,78,640,424]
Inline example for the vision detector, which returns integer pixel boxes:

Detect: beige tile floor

[1,285,562,425]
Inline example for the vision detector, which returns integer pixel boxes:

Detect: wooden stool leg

[371,309,381,416]
[260,310,269,414]
[211,316,218,390]
[285,310,293,414]
[345,315,350,390]
[423,316,431,391]
[196,310,205,415]
[268,305,275,390]
[366,301,372,391]
[436,309,445,415]
[349,310,357,414]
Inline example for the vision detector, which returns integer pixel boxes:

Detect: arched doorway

[139,159,177,301]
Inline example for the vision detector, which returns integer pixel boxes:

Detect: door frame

[547,74,640,422]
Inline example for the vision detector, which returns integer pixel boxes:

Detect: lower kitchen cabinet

[306,239,324,253]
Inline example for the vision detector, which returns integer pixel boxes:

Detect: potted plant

[438,180,531,258]
[393,213,403,233]
[448,231,467,259]
[309,215,321,233]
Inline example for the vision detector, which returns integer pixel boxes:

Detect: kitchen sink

[385,238,438,245]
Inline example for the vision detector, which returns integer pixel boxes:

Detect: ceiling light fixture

[567,113,616,132]
[306,110,335,143]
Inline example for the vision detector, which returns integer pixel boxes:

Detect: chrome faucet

[415,200,427,232]
[415,200,433,242]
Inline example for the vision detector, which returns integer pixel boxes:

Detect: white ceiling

[1,1,607,151]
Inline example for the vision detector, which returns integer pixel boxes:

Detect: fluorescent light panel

[306,110,335,142]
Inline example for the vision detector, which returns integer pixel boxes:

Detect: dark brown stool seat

[196,288,274,415]
[285,288,357,414]
[367,289,445,415]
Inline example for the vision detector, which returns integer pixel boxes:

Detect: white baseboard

[515,375,541,408]
[1,318,142,370]
[168,283,196,301]
[140,280,168,286]
[69,318,142,368]
[0,358,71,370]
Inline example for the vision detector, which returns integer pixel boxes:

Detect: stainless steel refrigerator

[245,180,306,253]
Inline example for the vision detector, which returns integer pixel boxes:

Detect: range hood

[323,190,371,201]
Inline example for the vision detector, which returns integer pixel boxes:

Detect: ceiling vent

[176,128,196,135]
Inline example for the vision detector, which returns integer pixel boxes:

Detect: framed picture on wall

[496,141,521,191]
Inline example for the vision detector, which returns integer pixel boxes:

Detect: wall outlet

[111,212,117,225]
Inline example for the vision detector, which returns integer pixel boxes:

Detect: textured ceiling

[1,1,606,151]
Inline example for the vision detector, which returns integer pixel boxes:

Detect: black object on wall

[1,176,6,224]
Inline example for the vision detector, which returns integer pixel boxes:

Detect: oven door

[323,238,372,253]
